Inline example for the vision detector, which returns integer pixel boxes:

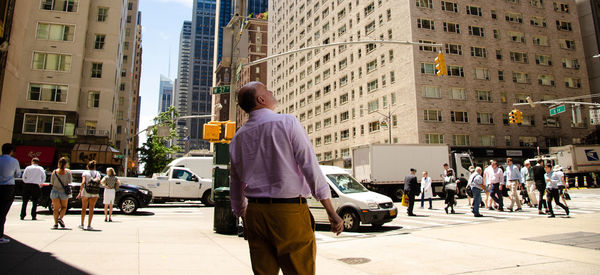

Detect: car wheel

[393,187,404,202]
[119,197,139,215]
[340,209,360,232]
[202,190,214,206]
[458,186,467,198]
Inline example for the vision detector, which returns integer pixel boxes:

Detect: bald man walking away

[229,82,344,275]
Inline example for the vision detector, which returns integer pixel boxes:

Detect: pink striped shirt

[229,108,331,217]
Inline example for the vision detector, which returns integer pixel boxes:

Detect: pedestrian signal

[224,121,236,140]
[203,123,221,140]
[435,53,447,76]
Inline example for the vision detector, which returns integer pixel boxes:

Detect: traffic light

[223,121,236,140]
[508,110,516,124]
[203,123,221,141]
[435,53,447,76]
[514,109,523,124]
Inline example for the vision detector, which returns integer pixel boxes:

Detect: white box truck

[352,144,473,201]
[549,145,600,187]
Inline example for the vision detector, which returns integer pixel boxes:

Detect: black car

[18,170,153,214]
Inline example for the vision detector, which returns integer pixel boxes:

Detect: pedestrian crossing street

[314,191,600,243]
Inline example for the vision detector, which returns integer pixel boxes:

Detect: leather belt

[247,197,307,204]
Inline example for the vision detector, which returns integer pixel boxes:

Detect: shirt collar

[248,108,275,119]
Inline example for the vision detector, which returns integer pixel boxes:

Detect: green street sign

[549,105,566,116]
[211,85,231,95]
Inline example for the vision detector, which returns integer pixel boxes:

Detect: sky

[137,0,194,146]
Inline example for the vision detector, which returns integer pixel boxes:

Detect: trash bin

[213,187,237,234]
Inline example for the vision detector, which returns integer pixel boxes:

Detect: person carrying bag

[77,160,101,230]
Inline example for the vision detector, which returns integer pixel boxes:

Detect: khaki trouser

[526,180,538,205]
[245,202,316,275]
[508,180,522,209]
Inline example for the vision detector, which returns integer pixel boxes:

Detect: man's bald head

[238,81,276,113]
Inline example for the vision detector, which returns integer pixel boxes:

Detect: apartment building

[0,0,16,144]
[3,0,131,170]
[115,2,143,174]
[269,0,593,165]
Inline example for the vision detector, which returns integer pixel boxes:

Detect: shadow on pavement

[0,236,89,274]
[147,203,211,208]
[315,224,404,233]
[35,209,155,216]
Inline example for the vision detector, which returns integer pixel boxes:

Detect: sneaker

[451,209,456,214]
[488,207,494,211]
[515,208,522,212]
[566,208,570,216]
[87,226,94,231]
[538,211,545,215]
[20,217,24,220]
[32,217,37,221]
[52,224,58,229]
[0,237,10,244]
[58,219,65,228]
[548,215,555,218]
[444,207,449,214]
[474,214,484,217]
[508,207,513,212]
[78,225,84,230]
[498,208,504,212]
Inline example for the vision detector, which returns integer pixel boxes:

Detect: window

[449,87,466,100]
[368,99,379,112]
[32,52,72,72]
[543,116,561,128]
[324,101,332,112]
[510,52,529,63]
[40,0,78,12]
[340,130,350,140]
[562,58,580,69]
[424,110,442,122]
[390,71,396,83]
[556,20,573,31]
[512,72,530,84]
[480,135,496,146]
[498,70,505,81]
[338,25,347,36]
[420,63,435,74]
[418,40,438,52]
[519,137,538,147]
[366,43,377,53]
[565,78,581,88]
[369,121,380,132]
[87,91,100,108]
[90,63,103,78]
[476,90,492,102]
[530,16,546,27]
[425,134,444,144]
[445,43,462,55]
[530,0,544,8]
[416,0,433,8]
[453,135,471,146]
[532,35,549,46]
[451,111,468,123]
[447,65,464,77]
[538,75,555,86]
[28,83,67,103]
[94,34,105,49]
[441,1,458,12]
[468,26,484,37]
[387,9,392,21]
[364,20,376,34]
[340,93,349,105]
[97,7,108,22]
[364,2,375,15]
[505,13,523,23]
[477,113,494,124]
[422,86,441,98]
[324,135,332,144]
[505,136,512,146]
[443,22,460,33]
[493,29,500,39]
[367,59,378,73]
[340,111,349,122]
[559,39,576,50]
[553,2,569,13]
[324,118,332,127]
[417,19,435,30]
[367,80,378,92]
[535,55,552,66]
[508,31,526,43]
[474,68,490,80]
[36,23,74,41]
[23,114,65,135]
[466,6,482,16]
[470,47,487,58]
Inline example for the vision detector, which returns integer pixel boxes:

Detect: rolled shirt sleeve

[288,116,331,201]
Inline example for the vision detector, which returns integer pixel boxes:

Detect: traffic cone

[575,177,579,188]
[566,176,570,188]
[584,176,588,187]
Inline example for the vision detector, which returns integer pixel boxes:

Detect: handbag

[84,171,101,194]
[563,190,571,200]
[54,171,72,196]
[401,194,409,207]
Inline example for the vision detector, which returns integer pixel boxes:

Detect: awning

[14,146,56,167]
[71,144,121,165]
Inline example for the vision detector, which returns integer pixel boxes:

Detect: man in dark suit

[532,159,548,214]
[404,168,419,216]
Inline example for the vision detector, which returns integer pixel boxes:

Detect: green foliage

[138,106,182,177]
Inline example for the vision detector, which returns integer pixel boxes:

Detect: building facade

[3,0,131,170]
[269,0,593,166]
[174,20,192,155]
[0,0,16,144]
[115,2,143,174]
[158,75,173,114]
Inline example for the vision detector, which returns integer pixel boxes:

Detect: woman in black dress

[444,170,457,214]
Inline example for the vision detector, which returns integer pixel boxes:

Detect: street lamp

[360,103,405,144]
[123,114,215,177]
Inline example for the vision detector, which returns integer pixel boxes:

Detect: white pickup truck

[118,167,214,206]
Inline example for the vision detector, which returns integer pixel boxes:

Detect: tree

[138,106,182,177]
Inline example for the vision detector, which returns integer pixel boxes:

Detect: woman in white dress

[420,171,433,209]
[101,167,120,222]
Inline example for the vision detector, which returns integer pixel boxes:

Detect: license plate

[389,209,397,216]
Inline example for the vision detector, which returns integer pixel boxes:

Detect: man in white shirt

[21,158,46,220]
[484,160,505,211]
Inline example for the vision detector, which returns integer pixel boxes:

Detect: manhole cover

[337,257,371,265]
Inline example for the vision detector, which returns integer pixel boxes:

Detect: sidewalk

[1,200,599,274]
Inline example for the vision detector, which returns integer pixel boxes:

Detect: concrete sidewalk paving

[1,201,599,274]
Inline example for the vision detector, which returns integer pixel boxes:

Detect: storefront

[13,145,56,168]
[70,144,121,171]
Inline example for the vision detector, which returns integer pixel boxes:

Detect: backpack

[85,171,101,194]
